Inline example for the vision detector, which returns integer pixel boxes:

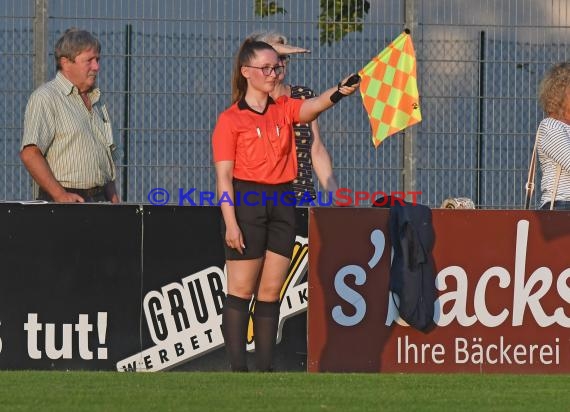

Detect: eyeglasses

[243,65,284,76]
[278,55,290,63]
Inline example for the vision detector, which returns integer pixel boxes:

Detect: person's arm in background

[20,90,84,203]
[310,119,339,194]
[20,145,84,203]
[104,181,120,203]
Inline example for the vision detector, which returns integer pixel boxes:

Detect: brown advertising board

[308,208,570,373]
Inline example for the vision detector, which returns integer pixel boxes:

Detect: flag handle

[330,74,361,103]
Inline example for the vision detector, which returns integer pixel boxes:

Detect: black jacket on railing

[373,197,437,333]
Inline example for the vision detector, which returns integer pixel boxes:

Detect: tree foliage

[254,0,370,45]
[254,0,287,17]
[318,0,370,45]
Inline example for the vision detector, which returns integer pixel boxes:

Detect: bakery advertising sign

[308,208,570,373]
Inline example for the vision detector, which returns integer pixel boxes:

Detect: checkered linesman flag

[358,30,422,147]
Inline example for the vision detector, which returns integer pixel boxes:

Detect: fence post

[122,24,133,202]
[476,31,486,208]
[33,0,48,89]
[403,0,419,200]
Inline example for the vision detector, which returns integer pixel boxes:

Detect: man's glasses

[243,65,284,76]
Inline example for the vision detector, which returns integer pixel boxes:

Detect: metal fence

[1,0,568,208]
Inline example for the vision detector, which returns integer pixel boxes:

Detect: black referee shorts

[221,179,296,260]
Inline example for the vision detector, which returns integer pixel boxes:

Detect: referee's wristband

[330,84,345,103]
[330,74,360,103]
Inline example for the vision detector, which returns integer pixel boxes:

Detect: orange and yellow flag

[358,30,422,147]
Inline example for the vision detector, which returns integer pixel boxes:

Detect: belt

[37,186,107,202]
[63,186,105,197]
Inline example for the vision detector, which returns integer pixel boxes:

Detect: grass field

[1,371,570,411]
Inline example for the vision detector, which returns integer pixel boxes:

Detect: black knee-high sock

[253,300,280,372]
[222,294,250,372]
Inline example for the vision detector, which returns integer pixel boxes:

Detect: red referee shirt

[212,96,304,184]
